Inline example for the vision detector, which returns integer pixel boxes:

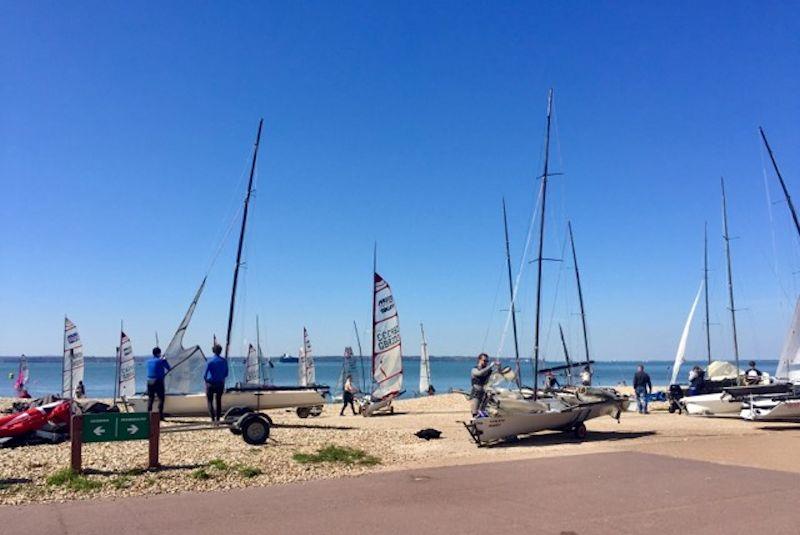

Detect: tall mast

[760,127,800,239]
[558,323,573,386]
[721,177,741,381]
[371,243,377,391]
[532,88,554,399]
[567,221,590,366]
[224,119,264,359]
[353,320,366,392]
[502,198,522,388]
[703,222,712,364]
[256,315,262,383]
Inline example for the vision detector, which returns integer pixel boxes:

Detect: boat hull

[681,393,741,415]
[741,398,800,421]
[126,386,328,417]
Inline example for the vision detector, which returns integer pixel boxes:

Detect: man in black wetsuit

[633,365,653,414]
[470,353,496,417]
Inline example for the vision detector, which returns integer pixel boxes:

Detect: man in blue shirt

[204,344,228,422]
[146,347,171,420]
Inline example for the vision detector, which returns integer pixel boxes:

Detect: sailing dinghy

[419,323,432,395]
[14,355,30,398]
[62,317,84,399]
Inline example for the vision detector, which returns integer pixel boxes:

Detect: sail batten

[671,281,704,385]
[372,273,403,399]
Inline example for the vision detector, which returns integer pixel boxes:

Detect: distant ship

[279,353,299,363]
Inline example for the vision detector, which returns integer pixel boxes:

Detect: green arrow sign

[82,413,150,443]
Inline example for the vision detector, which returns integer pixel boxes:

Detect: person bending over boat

[146,347,171,420]
[687,366,706,396]
[340,374,358,416]
[633,365,653,414]
[745,361,763,386]
[205,344,229,422]
[470,353,497,417]
[544,371,561,392]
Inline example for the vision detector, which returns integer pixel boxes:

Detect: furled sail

[62,317,84,398]
[670,281,704,385]
[164,278,207,394]
[776,296,800,383]
[14,355,29,393]
[118,331,136,398]
[298,327,315,386]
[372,273,403,399]
[244,343,260,385]
[419,324,431,394]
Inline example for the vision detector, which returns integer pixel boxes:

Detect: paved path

[3,452,799,535]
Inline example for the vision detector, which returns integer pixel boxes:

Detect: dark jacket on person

[146,356,171,381]
[471,364,493,390]
[204,355,229,385]
[633,371,652,392]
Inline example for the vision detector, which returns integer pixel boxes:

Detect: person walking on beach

[633,365,653,414]
[470,353,497,417]
[745,361,763,385]
[340,374,358,416]
[146,347,171,420]
[204,344,228,423]
[580,365,592,386]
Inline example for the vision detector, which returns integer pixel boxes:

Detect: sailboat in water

[419,323,432,395]
[128,120,328,416]
[14,355,30,398]
[464,90,629,446]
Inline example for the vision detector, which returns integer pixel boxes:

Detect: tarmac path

[2,451,798,535]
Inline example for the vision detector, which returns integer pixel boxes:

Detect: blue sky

[1,2,799,361]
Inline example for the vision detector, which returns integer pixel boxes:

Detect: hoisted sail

[372,273,403,399]
[164,279,207,394]
[62,317,84,398]
[298,327,315,386]
[14,355,29,393]
[670,281,704,385]
[419,324,431,394]
[244,344,260,385]
[776,297,800,383]
[118,331,136,398]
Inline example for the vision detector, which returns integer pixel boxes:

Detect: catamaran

[464,90,628,446]
[127,120,328,416]
[419,323,431,395]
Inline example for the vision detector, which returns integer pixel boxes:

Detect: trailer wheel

[296,407,311,419]
[224,406,253,422]
[574,423,587,440]
[309,405,323,417]
[239,414,270,445]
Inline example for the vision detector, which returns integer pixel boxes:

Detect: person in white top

[340,375,358,416]
[580,365,592,386]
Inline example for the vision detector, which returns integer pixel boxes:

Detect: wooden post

[148,412,160,469]
[70,414,82,473]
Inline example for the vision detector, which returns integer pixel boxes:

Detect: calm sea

[0,356,779,399]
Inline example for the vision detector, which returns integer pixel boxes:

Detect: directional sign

[81,413,150,443]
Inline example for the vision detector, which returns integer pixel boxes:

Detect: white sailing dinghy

[115,329,136,407]
[361,271,404,417]
[62,317,84,399]
[419,323,432,395]
[464,90,628,446]
[298,328,316,386]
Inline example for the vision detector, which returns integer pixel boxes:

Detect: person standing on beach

[580,365,592,386]
[75,380,86,398]
[146,347,171,420]
[470,353,496,417]
[204,344,228,422]
[340,374,358,416]
[633,365,652,414]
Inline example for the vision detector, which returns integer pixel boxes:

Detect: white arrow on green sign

[82,413,150,443]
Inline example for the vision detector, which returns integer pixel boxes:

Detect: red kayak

[0,401,71,438]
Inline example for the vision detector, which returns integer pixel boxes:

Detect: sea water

[0,357,780,399]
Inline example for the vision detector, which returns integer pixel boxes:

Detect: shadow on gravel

[82,463,206,477]
[757,425,800,431]
[273,423,357,431]
[492,430,657,449]
[0,477,32,487]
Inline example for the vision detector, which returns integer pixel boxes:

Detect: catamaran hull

[741,398,800,421]
[127,387,328,417]
[681,393,740,415]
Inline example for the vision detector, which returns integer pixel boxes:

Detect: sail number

[376,326,401,351]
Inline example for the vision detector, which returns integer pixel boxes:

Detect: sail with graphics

[670,281,704,385]
[62,317,84,398]
[372,273,403,399]
[298,328,315,386]
[776,297,800,383]
[419,324,431,394]
[245,344,260,385]
[118,331,136,398]
[163,279,207,394]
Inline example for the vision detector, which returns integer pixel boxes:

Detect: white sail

[118,331,136,398]
[245,343,260,385]
[776,296,800,382]
[419,324,431,393]
[372,273,403,399]
[670,281,704,385]
[164,278,207,394]
[298,327,315,386]
[62,317,84,398]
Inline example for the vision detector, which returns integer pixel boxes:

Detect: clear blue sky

[1,2,799,362]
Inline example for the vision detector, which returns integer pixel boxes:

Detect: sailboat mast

[224,119,264,359]
[532,88,554,399]
[353,320,366,392]
[558,323,573,385]
[568,221,590,365]
[371,243,377,391]
[256,315,262,383]
[721,177,741,380]
[703,222,712,364]
[502,198,522,387]
[760,127,800,239]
